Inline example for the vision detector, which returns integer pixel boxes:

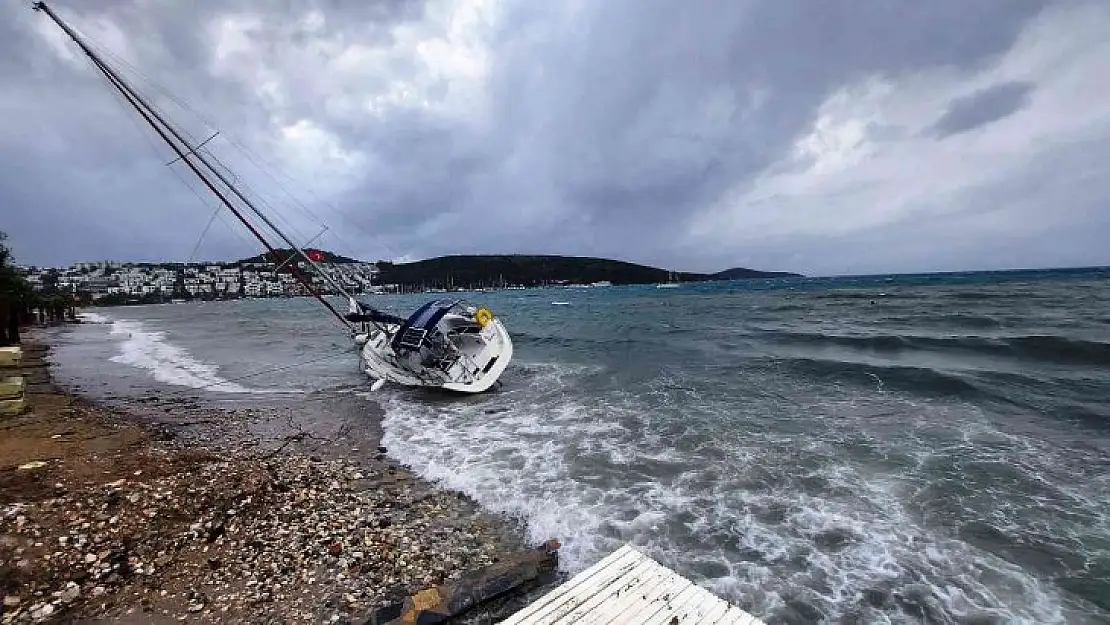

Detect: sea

[49,267,1110,624]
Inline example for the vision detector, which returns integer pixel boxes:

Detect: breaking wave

[76,311,112,324]
[107,319,253,393]
[380,360,1101,623]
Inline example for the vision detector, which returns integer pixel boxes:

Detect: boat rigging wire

[79,51,255,261]
[34,1,356,331]
[75,25,401,264]
[188,206,224,264]
[60,19,329,270]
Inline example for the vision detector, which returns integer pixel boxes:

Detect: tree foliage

[0,232,75,345]
[0,231,28,301]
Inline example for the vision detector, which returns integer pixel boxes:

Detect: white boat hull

[354,307,513,394]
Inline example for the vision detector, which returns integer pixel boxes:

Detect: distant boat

[551,301,571,306]
[591,281,612,287]
[656,271,681,289]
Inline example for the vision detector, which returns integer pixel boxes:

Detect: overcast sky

[2,0,1108,276]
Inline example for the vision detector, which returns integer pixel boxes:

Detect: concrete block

[0,346,21,368]
[0,397,27,416]
[0,376,24,400]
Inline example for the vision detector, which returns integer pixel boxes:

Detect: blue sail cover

[391,300,456,351]
[409,299,455,330]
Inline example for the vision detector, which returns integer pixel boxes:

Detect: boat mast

[32,2,358,329]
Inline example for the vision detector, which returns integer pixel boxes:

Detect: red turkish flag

[306,249,324,262]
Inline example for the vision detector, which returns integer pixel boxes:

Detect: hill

[237,248,360,265]
[709,267,801,280]
[375,254,801,288]
[232,250,800,287]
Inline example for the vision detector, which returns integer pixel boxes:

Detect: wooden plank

[503,545,765,625]
[638,572,701,625]
[554,558,658,624]
[501,545,642,624]
[542,548,647,623]
[723,606,759,625]
[696,597,731,624]
[597,560,694,625]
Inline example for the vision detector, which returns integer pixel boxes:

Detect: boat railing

[397,327,428,351]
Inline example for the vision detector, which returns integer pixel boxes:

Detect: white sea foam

[381,362,1101,623]
[107,319,252,393]
[77,311,112,324]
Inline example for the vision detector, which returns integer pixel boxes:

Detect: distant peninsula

[237,251,801,288]
[236,251,801,288]
[366,254,800,289]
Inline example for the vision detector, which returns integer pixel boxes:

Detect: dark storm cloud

[2,0,1107,275]
[930,81,1036,139]
[335,0,1049,269]
[0,0,430,265]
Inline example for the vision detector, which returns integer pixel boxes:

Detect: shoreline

[1,330,553,623]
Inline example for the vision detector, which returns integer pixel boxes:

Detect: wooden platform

[502,545,764,625]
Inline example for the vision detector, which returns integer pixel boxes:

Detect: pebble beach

[0,337,538,623]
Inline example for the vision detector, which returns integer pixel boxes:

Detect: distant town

[17,256,385,306]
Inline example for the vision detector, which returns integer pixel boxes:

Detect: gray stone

[60,583,80,604]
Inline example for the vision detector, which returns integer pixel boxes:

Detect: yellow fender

[474,307,494,327]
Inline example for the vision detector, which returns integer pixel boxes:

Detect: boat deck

[502,545,765,624]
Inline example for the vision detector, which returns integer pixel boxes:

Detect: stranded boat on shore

[346,298,512,393]
[32,2,513,393]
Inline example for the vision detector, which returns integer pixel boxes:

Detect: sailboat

[33,2,513,393]
[655,270,681,289]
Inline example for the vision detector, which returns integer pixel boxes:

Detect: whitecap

[76,311,112,324]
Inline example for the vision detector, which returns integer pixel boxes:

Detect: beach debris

[59,582,80,604]
[16,460,47,471]
[0,452,524,623]
[0,342,539,624]
[373,539,561,625]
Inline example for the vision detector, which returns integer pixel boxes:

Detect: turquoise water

[55,268,1110,623]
